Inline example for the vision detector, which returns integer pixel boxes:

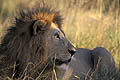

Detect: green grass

[0,0,120,79]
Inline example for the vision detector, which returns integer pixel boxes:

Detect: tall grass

[0,0,120,79]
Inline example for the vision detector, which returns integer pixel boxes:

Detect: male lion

[0,5,117,80]
[0,6,76,79]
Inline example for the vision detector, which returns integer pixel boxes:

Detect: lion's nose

[68,48,76,56]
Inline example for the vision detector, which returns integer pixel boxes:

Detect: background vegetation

[0,0,120,79]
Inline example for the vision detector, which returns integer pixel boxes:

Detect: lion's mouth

[53,58,71,66]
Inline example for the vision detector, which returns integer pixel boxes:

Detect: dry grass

[0,0,120,80]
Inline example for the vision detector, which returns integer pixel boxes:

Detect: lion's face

[47,22,76,69]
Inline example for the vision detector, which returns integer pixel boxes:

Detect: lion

[0,6,76,79]
[0,5,117,80]
[62,47,116,80]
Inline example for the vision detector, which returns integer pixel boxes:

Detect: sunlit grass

[0,0,120,79]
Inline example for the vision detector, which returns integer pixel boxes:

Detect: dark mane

[0,5,63,78]
[16,5,63,28]
[1,5,63,49]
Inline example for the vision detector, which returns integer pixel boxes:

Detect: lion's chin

[54,58,71,65]
[56,63,69,70]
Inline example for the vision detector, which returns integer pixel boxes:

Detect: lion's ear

[33,20,47,35]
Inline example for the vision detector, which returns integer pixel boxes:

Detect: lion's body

[62,47,116,80]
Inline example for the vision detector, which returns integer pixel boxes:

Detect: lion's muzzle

[68,48,76,56]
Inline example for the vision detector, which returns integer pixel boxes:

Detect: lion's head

[0,6,76,79]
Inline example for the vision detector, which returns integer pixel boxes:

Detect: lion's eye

[54,33,61,40]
